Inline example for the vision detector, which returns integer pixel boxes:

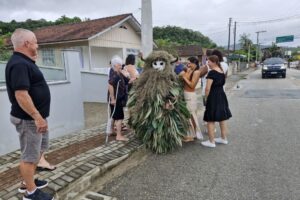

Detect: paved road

[100,68,300,200]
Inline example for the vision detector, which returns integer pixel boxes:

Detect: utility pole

[227,18,232,53]
[233,21,237,53]
[248,44,251,63]
[141,0,153,57]
[255,30,267,63]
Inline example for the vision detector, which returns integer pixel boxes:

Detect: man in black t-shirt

[5,28,53,200]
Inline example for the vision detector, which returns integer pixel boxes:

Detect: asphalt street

[100,68,300,200]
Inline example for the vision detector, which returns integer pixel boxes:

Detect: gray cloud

[0,0,299,46]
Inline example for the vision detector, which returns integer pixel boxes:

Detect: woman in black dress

[201,55,232,148]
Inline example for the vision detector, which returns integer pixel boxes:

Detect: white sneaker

[201,140,216,148]
[196,131,203,140]
[214,137,228,144]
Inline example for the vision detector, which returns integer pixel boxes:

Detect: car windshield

[263,57,286,65]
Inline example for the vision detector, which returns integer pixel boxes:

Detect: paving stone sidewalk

[0,125,142,200]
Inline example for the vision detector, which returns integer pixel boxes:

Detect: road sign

[276,35,294,43]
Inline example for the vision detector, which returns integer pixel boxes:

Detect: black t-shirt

[5,52,51,120]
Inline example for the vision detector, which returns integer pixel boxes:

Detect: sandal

[182,136,194,142]
[36,165,56,172]
[116,136,129,141]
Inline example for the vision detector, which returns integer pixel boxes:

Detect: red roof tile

[176,45,203,57]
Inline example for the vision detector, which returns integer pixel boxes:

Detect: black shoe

[23,189,54,200]
[18,179,48,193]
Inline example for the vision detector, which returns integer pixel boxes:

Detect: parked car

[262,57,287,78]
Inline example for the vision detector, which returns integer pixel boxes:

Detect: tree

[0,33,12,61]
[262,43,283,60]
[154,39,179,56]
[239,33,253,52]
[153,26,217,48]
[236,33,256,61]
[55,15,81,25]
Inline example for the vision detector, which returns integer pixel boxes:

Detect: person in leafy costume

[127,51,191,153]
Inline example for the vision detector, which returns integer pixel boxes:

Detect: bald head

[11,28,36,50]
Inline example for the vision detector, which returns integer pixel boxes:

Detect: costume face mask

[152,59,166,71]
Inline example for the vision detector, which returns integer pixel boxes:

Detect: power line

[237,14,300,25]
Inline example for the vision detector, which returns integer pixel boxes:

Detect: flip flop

[36,165,57,172]
[116,137,129,142]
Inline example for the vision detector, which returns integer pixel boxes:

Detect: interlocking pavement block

[67,171,81,179]
[7,196,19,200]
[79,165,92,172]
[53,178,68,188]
[61,175,74,183]
[1,190,19,200]
[47,182,62,192]
[0,191,8,198]
[73,168,86,176]
[49,171,65,180]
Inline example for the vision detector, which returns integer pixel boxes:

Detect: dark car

[262,57,287,78]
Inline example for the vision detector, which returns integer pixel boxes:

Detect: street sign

[276,35,294,43]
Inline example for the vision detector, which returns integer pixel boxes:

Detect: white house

[30,13,143,102]
[25,13,143,74]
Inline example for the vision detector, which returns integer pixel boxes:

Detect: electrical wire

[237,14,300,25]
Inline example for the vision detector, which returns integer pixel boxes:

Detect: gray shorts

[10,115,49,163]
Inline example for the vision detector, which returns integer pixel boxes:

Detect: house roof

[6,13,139,45]
[176,45,203,57]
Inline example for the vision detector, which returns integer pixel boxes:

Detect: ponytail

[187,57,199,80]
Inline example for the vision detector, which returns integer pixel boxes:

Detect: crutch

[105,80,120,144]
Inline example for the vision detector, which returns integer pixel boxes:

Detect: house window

[42,49,55,66]
[126,48,139,56]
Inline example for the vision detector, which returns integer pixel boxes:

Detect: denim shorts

[10,115,49,163]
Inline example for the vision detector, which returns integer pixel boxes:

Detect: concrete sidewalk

[0,67,256,200]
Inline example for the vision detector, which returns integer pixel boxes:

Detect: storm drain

[82,191,117,200]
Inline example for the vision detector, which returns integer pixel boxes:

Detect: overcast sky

[1,0,300,47]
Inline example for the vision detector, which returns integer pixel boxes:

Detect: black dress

[204,70,232,122]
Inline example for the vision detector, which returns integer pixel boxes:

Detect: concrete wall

[0,62,5,86]
[81,71,108,103]
[0,50,85,155]
[39,66,67,81]
[90,47,122,69]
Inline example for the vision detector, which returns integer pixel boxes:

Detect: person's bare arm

[205,78,213,97]
[199,65,208,77]
[15,90,48,133]
[182,70,201,89]
[127,65,138,83]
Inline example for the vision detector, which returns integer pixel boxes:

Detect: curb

[56,154,130,200]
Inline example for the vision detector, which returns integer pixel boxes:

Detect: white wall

[82,46,123,71]
[89,21,142,49]
[82,46,91,70]
[81,71,108,103]
[0,50,85,155]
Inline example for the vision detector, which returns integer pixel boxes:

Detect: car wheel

[262,74,265,79]
[282,74,286,78]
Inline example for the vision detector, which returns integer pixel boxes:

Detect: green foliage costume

[127,51,191,153]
